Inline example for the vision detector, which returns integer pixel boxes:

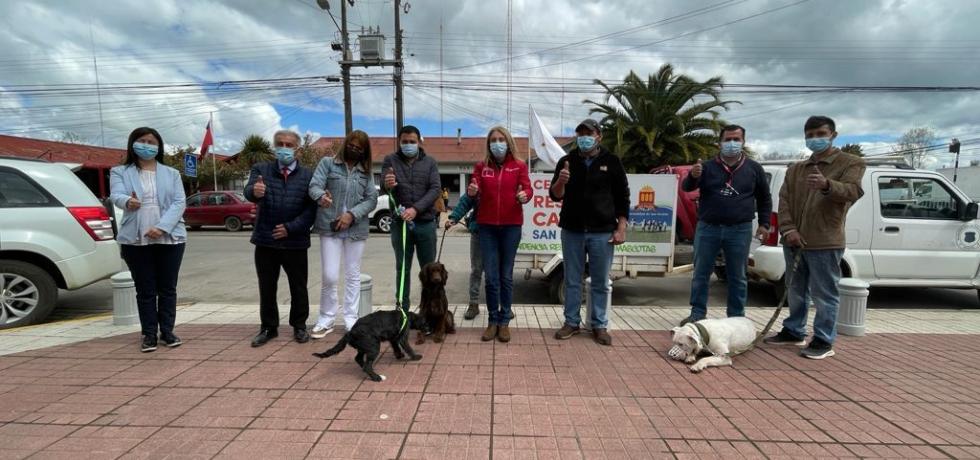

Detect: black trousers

[120,243,186,337]
[254,245,309,331]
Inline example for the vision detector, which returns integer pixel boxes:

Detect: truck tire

[549,266,565,305]
[0,260,58,329]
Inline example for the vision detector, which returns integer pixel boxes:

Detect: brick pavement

[1,321,979,459]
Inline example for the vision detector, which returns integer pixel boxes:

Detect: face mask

[720,141,742,158]
[275,147,295,165]
[489,141,508,161]
[576,135,597,152]
[344,147,362,162]
[133,142,158,160]
[400,143,419,158]
[805,137,832,153]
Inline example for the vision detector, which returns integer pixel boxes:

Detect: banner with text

[519,173,677,257]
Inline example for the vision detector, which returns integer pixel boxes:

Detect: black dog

[417,262,455,345]
[312,310,429,382]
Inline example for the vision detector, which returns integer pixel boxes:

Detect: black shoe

[294,327,310,344]
[763,330,806,346]
[800,337,835,360]
[251,329,278,348]
[508,310,515,320]
[464,303,479,320]
[160,333,182,348]
[140,335,158,353]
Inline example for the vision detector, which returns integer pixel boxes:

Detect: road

[50,230,979,322]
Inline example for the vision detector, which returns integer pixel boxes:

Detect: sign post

[184,154,198,178]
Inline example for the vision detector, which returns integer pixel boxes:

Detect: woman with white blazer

[109,127,187,353]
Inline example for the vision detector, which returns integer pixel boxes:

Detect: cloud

[2,0,979,167]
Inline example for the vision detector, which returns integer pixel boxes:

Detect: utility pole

[950,138,961,183]
[506,0,512,131]
[393,0,404,133]
[340,1,353,135]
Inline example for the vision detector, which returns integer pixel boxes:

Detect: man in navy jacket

[681,124,772,325]
[244,130,317,347]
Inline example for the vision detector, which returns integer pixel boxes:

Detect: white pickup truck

[514,173,679,303]
[740,158,980,302]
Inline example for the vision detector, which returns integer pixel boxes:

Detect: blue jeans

[561,229,614,329]
[479,225,522,325]
[779,247,844,344]
[120,243,185,337]
[391,219,437,309]
[689,221,753,320]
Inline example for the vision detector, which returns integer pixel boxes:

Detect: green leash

[389,189,409,333]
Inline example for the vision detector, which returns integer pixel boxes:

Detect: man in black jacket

[550,119,630,346]
[243,130,317,347]
[381,125,441,310]
[680,124,772,326]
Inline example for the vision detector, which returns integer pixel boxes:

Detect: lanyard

[716,155,745,187]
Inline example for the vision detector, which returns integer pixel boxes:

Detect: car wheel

[376,212,393,234]
[189,225,202,231]
[0,260,58,330]
[224,216,243,232]
[549,266,565,305]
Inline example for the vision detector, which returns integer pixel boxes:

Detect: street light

[950,138,961,183]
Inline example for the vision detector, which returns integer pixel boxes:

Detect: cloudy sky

[1,0,978,167]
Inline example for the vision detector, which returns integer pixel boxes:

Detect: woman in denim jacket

[308,130,379,337]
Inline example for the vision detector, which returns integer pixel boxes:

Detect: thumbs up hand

[691,159,703,179]
[253,175,267,198]
[516,184,529,204]
[467,176,479,197]
[384,167,398,188]
[806,164,828,191]
[126,191,141,210]
[556,161,571,185]
[319,189,333,208]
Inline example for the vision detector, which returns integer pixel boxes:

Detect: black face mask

[344,148,362,162]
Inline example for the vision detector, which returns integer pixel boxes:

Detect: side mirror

[961,202,979,221]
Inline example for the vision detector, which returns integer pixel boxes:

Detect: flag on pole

[199,116,214,163]
[528,106,566,170]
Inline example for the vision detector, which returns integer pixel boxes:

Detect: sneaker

[763,330,806,346]
[464,303,479,320]
[800,338,836,360]
[310,325,334,339]
[592,328,612,346]
[160,333,182,348]
[553,324,580,340]
[481,324,498,342]
[140,335,157,353]
[497,325,511,343]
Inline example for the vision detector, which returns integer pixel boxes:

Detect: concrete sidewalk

[1,304,979,459]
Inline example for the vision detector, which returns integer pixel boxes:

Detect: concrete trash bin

[111,271,140,326]
[583,276,613,331]
[837,278,870,337]
[358,273,374,318]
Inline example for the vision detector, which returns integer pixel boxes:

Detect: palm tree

[236,134,274,167]
[585,64,739,172]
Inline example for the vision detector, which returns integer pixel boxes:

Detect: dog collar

[690,322,711,349]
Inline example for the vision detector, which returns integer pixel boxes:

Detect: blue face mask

[133,142,158,160]
[400,143,419,158]
[720,141,743,158]
[489,141,508,161]
[805,137,832,153]
[275,147,295,165]
[576,135,597,152]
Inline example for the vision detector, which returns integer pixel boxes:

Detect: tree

[892,126,936,168]
[585,64,739,172]
[59,131,85,144]
[840,143,864,157]
[236,134,274,167]
[165,145,239,193]
[296,133,329,169]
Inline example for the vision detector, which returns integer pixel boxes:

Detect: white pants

[316,235,366,330]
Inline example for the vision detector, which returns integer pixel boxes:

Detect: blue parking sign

[185,154,197,178]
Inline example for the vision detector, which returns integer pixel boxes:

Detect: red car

[184,191,256,232]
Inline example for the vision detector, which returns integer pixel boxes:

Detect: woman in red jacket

[468,126,532,343]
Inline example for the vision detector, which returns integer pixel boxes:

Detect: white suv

[743,158,980,302]
[0,157,120,329]
[369,187,393,233]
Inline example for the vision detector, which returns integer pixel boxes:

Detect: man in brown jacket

[764,116,866,359]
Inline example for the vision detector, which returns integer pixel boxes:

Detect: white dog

[668,317,757,373]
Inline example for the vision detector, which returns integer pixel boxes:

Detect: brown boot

[481,324,498,342]
[497,325,511,343]
[464,303,479,320]
[592,328,612,346]
[554,324,580,340]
